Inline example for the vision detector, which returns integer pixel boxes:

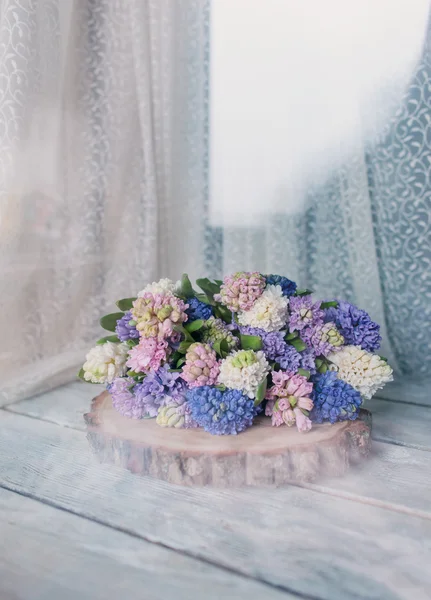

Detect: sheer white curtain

[208,0,431,377]
[0,0,209,403]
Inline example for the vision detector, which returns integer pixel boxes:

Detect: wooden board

[0,488,293,600]
[0,411,430,600]
[83,391,372,486]
[8,382,431,453]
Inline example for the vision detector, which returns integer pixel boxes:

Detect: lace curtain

[0,0,209,403]
[1,0,430,404]
[207,4,431,379]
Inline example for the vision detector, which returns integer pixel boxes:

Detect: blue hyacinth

[310,371,363,424]
[185,297,214,322]
[265,274,297,297]
[187,386,256,435]
[324,299,381,352]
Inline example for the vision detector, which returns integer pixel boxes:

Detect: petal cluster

[83,342,129,384]
[218,349,270,399]
[216,271,266,312]
[181,343,220,388]
[237,285,289,332]
[328,345,393,400]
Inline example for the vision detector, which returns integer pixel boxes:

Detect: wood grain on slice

[84,391,371,486]
[0,411,430,600]
[0,488,293,600]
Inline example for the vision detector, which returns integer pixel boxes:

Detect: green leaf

[285,331,298,341]
[169,368,183,373]
[318,362,328,374]
[176,357,186,368]
[78,368,86,382]
[96,335,120,345]
[173,323,194,342]
[213,340,222,357]
[214,304,232,323]
[289,338,307,352]
[254,377,268,407]
[195,292,214,305]
[100,312,124,332]
[220,339,230,358]
[116,297,137,311]
[301,409,310,417]
[379,355,388,362]
[126,338,139,348]
[315,358,324,368]
[178,341,193,354]
[185,319,204,333]
[298,368,311,379]
[240,334,263,351]
[295,288,314,297]
[196,278,221,302]
[214,279,223,286]
[178,273,195,299]
[320,300,338,310]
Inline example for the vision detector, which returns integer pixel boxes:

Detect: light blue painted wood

[0,411,430,600]
[0,487,292,600]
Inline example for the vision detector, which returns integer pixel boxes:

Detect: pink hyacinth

[215,271,266,312]
[181,343,220,388]
[131,292,188,340]
[265,370,313,432]
[126,337,170,373]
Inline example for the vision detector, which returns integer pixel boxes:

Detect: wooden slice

[84,391,372,487]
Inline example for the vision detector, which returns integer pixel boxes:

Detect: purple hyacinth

[288,295,324,332]
[239,326,301,371]
[187,386,256,435]
[133,366,187,417]
[310,371,363,424]
[301,321,344,357]
[116,311,140,342]
[324,300,381,352]
[298,349,316,375]
[109,377,148,419]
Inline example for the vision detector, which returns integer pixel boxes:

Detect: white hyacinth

[137,278,178,297]
[328,345,393,400]
[83,341,129,384]
[237,285,288,332]
[218,349,270,399]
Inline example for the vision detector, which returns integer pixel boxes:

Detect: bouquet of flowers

[81,273,393,435]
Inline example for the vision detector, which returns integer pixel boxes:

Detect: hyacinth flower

[265,274,297,297]
[288,295,324,332]
[187,386,256,435]
[215,271,266,312]
[239,326,301,372]
[324,299,381,352]
[265,370,314,432]
[185,297,214,322]
[237,285,289,332]
[181,343,220,388]
[115,311,140,342]
[327,345,393,400]
[310,371,363,423]
[218,349,270,399]
[131,292,188,339]
[126,337,170,373]
[201,316,239,351]
[301,321,344,357]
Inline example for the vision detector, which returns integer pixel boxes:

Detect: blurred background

[0,0,430,404]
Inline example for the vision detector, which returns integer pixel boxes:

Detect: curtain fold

[0,0,209,403]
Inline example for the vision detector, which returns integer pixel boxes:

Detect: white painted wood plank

[8,381,431,452]
[369,397,431,451]
[375,379,431,407]
[0,487,291,600]
[5,380,96,430]
[0,411,430,600]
